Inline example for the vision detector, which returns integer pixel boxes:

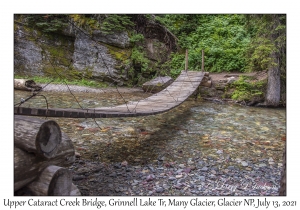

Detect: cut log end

[49,167,73,196]
[36,120,62,158]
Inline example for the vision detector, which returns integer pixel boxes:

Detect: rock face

[142,76,174,93]
[14,22,128,85]
[72,32,119,82]
[14,28,43,76]
[14,15,176,86]
[91,30,130,49]
[145,39,169,63]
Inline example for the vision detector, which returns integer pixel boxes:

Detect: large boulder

[200,76,212,88]
[142,76,174,93]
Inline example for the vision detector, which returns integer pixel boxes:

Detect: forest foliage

[156,15,251,75]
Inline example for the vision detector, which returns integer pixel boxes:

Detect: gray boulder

[142,76,174,93]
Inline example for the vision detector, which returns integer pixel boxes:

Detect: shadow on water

[14,90,199,165]
[100,102,195,165]
[94,101,196,165]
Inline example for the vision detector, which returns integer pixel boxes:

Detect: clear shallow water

[14,90,286,166]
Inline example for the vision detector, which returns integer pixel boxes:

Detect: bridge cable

[67,19,131,112]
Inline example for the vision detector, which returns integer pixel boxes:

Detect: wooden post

[185,49,188,72]
[201,49,204,72]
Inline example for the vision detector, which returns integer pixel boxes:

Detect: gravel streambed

[14,86,286,196]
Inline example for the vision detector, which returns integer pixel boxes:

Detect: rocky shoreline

[70,154,282,196]
[35,70,270,107]
[39,83,144,94]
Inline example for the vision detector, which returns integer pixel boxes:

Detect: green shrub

[130,47,150,72]
[24,14,68,33]
[157,14,250,73]
[130,33,144,44]
[230,76,265,101]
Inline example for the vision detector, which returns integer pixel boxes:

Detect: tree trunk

[265,52,281,106]
[26,165,73,196]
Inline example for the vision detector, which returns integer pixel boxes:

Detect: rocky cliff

[14,15,177,86]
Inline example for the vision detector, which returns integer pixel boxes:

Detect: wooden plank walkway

[14,71,205,118]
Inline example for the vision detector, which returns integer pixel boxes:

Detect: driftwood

[14,116,75,192]
[26,165,73,196]
[14,79,42,91]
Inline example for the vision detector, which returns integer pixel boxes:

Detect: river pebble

[71,153,283,196]
[241,161,248,167]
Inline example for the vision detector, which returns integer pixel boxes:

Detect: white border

[2,1,299,209]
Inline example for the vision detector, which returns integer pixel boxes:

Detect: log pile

[14,115,80,196]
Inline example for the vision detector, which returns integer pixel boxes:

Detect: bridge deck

[14,71,204,118]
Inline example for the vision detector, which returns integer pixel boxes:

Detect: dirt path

[209,70,267,82]
[21,71,268,94]
[39,84,144,93]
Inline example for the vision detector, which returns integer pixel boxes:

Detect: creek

[14,90,286,167]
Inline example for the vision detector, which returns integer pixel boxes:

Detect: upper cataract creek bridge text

[14,71,205,118]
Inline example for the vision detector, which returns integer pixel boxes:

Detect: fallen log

[14,79,42,91]
[14,116,75,191]
[26,165,73,196]
[14,147,38,190]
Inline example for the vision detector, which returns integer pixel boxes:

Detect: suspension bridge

[14,19,205,118]
[14,70,204,118]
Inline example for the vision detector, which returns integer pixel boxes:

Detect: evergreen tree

[246,14,286,106]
